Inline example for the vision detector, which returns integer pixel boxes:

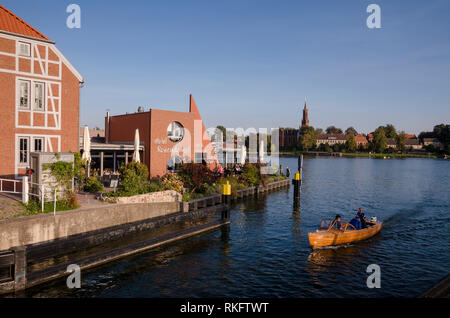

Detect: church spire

[301,98,310,128]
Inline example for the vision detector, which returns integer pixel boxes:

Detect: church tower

[301,100,310,128]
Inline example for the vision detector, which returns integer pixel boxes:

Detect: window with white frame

[34,82,45,110]
[33,137,44,152]
[19,137,29,164]
[19,42,31,57]
[19,81,30,109]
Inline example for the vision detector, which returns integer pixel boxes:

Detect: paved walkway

[0,193,26,219]
[76,192,112,209]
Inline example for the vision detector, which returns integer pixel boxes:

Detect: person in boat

[356,208,367,229]
[349,216,361,230]
[332,214,342,230]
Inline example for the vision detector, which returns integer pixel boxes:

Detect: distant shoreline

[278,151,442,159]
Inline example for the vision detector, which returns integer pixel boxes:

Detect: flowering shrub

[178,163,219,193]
[160,173,184,193]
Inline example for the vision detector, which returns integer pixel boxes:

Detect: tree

[216,125,227,142]
[433,124,450,148]
[373,127,387,153]
[298,126,317,151]
[396,132,407,153]
[333,143,345,152]
[384,124,397,138]
[315,128,324,135]
[326,126,343,134]
[345,133,357,152]
[345,127,358,136]
[419,123,450,154]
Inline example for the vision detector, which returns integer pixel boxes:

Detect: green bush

[145,180,164,193]
[182,192,205,202]
[118,162,149,195]
[84,177,104,193]
[241,164,260,186]
[23,197,79,215]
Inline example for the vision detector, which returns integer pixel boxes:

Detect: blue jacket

[349,218,361,230]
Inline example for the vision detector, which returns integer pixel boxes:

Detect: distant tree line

[291,123,450,155]
[418,124,450,154]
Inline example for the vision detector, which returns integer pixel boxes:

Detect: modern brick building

[105,95,218,177]
[0,5,83,179]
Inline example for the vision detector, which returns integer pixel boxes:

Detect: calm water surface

[25,157,450,297]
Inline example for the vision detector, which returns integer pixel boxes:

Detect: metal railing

[0,177,61,214]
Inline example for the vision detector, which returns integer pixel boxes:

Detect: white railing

[0,178,21,195]
[29,180,63,214]
[0,177,61,214]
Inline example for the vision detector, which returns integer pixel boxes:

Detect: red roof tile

[355,134,368,143]
[0,4,49,40]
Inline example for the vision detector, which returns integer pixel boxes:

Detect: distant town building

[279,128,299,149]
[79,127,105,145]
[406,139,422,150]
[0,5,83,179]
[387,138,422,150]
[355,134,368,147]
[316,134,346,147]
[279,101,311,149]
[423,138,443,150]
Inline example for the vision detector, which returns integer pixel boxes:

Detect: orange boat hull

[308,222,382,249]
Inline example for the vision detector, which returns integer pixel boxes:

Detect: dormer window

[19,42,31,57]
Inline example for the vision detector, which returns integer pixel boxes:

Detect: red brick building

[279,101,311,149]
[106,95,218,177]
[355,134,368,148]
[0,5,83,178]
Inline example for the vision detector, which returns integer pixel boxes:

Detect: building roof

[317,134,346,140]
[423,138,439,143]
[79,127,105,138]
[0,4,49,41]
[405,139,420,145]
[355,134,368,143]
[405,134,417,139]
[387,138,420,146]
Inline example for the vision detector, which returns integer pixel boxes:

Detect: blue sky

[3,0,450,134]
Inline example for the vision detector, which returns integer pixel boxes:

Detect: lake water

[24,157,450,297]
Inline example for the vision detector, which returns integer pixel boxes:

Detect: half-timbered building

[0,4,83,178]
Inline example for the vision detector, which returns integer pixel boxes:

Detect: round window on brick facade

[167,121,184,142]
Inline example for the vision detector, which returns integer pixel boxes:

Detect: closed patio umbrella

[240,145,246,165]
[82,126,91,177]
[259,140,264,163]
[133,128,141,163]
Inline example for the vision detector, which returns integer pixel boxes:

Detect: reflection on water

[19,157,450,298]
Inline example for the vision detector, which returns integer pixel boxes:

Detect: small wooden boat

[308,218,382,249]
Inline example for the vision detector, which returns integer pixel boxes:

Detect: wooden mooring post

[292,154,303,205]
[221,181,231,220]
